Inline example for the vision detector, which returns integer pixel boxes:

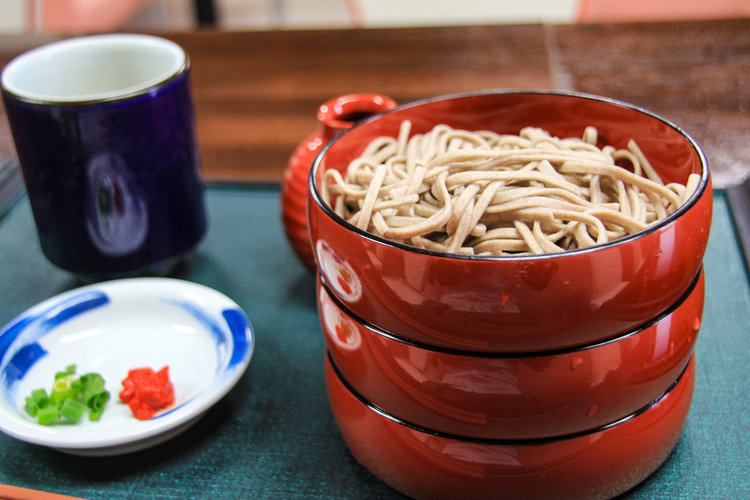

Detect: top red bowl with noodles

[307,90,712,353]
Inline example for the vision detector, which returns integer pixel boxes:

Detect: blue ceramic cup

[1,34,207,278]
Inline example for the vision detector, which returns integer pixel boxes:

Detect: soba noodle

[321,122,701,256]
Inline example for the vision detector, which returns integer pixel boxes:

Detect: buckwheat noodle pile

[321,121,701,256]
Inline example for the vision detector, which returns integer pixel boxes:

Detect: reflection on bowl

[326,352,695,500]
[319,268,703,439]
[308,90,712,353]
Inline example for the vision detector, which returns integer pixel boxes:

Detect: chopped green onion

[24,397,39,417]
[54,364,76,380]
[30,388,50,407]
[78,373,106,406]
[59,399,86,423]
[87,393,109,421]
[37,404,59,425]
[23,365,109,425]
[88,401,107,421]
[50,376,77,405]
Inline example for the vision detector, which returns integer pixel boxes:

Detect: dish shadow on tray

[2,365,256,490]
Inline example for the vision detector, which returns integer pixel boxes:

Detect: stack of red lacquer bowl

[305,91,712,500]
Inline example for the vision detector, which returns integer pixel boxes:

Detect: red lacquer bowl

[308,90,712,352]
[326,353,695,500]
[319,268,703,439]
[281,93,396,271]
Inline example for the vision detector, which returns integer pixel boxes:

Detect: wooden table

[1,19,748,188]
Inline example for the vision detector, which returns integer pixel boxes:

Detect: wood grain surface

[0,19,747,187]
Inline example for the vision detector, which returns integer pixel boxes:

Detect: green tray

[0,184,747,499]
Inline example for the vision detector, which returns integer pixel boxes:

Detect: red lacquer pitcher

[281,93,397,271]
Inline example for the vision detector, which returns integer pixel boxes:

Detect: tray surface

[0,184,748,499]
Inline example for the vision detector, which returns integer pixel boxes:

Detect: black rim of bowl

[327,349,692,446]
[309,89,710,263]
[319,264,702,358]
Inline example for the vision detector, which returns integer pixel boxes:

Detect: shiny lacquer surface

[320,269,703,439]
[326,354,695,500]
[309,91,712,352]
[281,94,396,271]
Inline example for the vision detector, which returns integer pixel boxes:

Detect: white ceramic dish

[0,278,254,456]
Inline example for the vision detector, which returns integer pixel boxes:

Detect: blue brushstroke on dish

[222,309,253,368]
[163,299,228,361]
[146,307,253,421]
[38,292,110,340]
[5,343,48,385]
[0,314,37,369]
[0,291,110,401]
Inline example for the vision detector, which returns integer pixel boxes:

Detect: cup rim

[309,89,711,262]
[0,34,188,105]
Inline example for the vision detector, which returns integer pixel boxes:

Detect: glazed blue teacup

[1,34,206,279]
